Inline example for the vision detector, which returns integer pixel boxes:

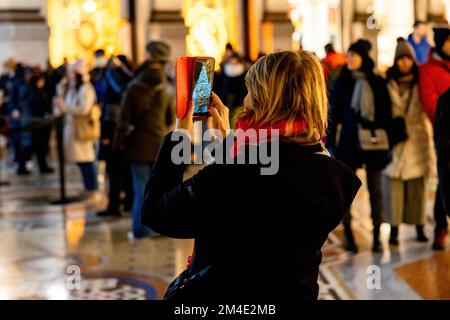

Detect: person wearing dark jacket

[142,51,361,300]
[115,41,175,239]
[97,56,134,217]
[18,71,53,174]
[433,88,450,250]
[326,39,392,253]
[418,27,450,250]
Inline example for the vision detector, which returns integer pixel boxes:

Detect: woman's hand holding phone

[176,92,230,141]
[208,92,230,140]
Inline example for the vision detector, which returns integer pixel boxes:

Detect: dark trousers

[434,184,449,232]
[77,162,98,192]
[344,169,383,226]
[106,150,133,213]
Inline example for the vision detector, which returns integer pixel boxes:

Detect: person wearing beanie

[418,27,450,250]
[134,40,172,77]
[326,39,392,253]
[383,38,434,246]
[407,20,431,64]
[114,40,175,239]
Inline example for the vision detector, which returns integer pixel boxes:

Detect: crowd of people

[0,21,448,259]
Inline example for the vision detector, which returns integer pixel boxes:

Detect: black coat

[327,69,392,171]
[115,63,175,163]
[142,133,361,300]
[435,88,450,212]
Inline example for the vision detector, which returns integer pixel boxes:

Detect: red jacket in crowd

[419,49,450,122]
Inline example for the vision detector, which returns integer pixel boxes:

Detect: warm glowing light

[47,0,124,66]
[82,0,97,13]
[375,0,414,71]
[183,0,230,70]
[288,0,337,58]
[445,0,450,24]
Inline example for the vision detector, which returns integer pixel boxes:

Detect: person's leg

[433,184,448,250]
[123,159,134,212]
[403,178,428,242]
[385,177,403,245]
[366,170,383,252]
[130,163,154,238]
[342,170,357,253]
[107,153,121,214]
[77,162,99,192]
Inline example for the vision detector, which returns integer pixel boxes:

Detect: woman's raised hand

[208,92,230,140]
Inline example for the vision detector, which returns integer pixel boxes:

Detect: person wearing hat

[115,40,175,239]
[419,27,450,250]
[383,38,434,246]
[327,39,392,253]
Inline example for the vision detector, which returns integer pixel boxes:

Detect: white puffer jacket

[384,80,435,180]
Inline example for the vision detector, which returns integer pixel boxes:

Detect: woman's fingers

[211,92,228,116]
[208,105,221,124]
[186,101,194,119]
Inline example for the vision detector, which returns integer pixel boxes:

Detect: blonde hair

[238,50,328,140]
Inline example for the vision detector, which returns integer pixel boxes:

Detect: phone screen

[191,58,215,116]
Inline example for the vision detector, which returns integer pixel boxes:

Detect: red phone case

[176,56,214,119]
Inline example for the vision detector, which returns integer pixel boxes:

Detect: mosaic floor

[0,158,449,300]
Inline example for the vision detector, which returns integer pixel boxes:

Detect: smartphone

[191,57,215,118]
[176,56,215,120]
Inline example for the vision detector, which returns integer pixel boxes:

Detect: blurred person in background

[383,38,434,246]
[142,51,361,300]
[97,55,134,217]
[115,41,175,239]
[18,69,53,174]
[419,27,450,250]
[321,43,347,83]
[327,39,392,253]
[407,21,431,65]
[217,52,248,122]
[3,58,26,173]
[434,88,450,250]
[54,59,99,199]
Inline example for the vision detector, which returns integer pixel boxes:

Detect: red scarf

[231,117,308,157]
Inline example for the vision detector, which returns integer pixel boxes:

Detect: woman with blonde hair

[142,51,361,300]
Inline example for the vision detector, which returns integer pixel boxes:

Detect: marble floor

[0,158,449,300]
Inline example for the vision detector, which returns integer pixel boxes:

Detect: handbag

[357,125,390,151]
[388,117,408,147]
[387,85,413,148]
[73,104,101,142]
[164,265,212,301]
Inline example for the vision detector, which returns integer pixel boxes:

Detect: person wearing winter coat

[383,39,434,245]
[326,39,392,253]
[418,27,450,250]
[419,27,450,122]
[434,88,450,250]
[54,59,99,197]
[115,41,175,239]
[96,55,134,218]
[18,71,53,174]
[142,51,361,300]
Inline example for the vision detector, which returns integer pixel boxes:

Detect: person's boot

[432,229,448,250]
[372,224,382,252]
[389,225,399,246]
[416,225,428,242]
[344,223,358,253]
